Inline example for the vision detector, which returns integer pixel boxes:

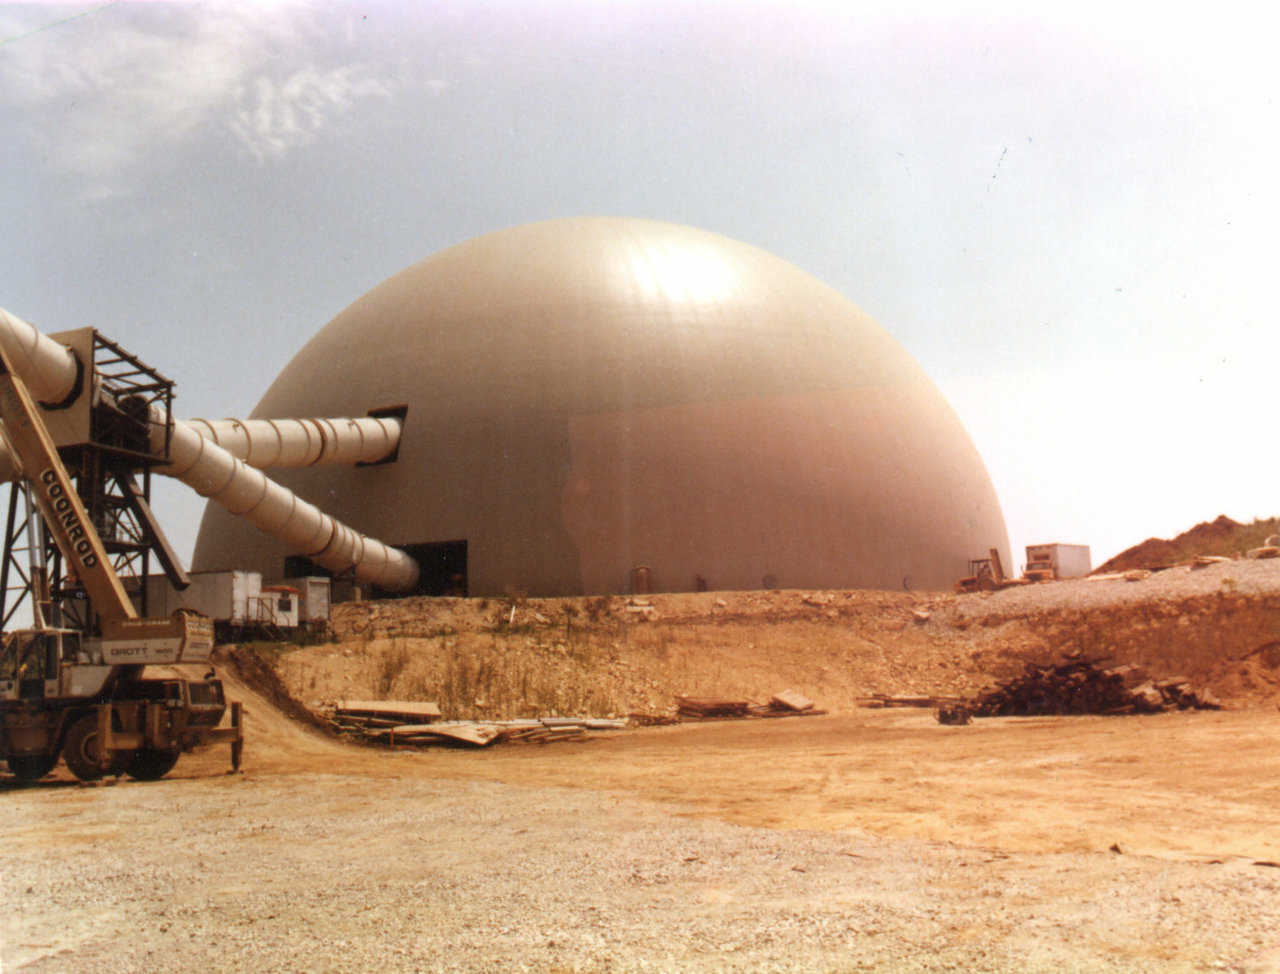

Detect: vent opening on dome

[359,403,409,466]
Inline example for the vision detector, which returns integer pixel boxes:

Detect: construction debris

[937,658,1222,722]
[770,689,815,712]
[628,712,680,726]
[324,701,628,748]
[676,697,750,718]
[1190,555,1232,569]
[862,694,952,709]
[676,693,827,720]
[325,688,829,746]
[334,700,443,724]
[936,704,973,725]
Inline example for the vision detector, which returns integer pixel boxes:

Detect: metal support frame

[0,484,38,630]
[0,331,184,635]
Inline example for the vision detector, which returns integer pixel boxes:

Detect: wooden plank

[334,715,404,728]
[876,695,938,708]
[770,690,815,712]
[676,696,750,717]
[391,722,450,734]
[336,700,442,721]
[410,723,501,746]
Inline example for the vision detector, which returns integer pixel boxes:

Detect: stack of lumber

[676,691,827,720]
[324,700,627,748]
[628,712,680,726]
[862,694,956,709]
[676,697,750,718]
[387,717,628,748]
[329,700,443,735]
[951,659,1222,719]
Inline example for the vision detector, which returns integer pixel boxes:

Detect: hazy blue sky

[1,1,1276,573]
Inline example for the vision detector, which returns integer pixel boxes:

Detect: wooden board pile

[323,691,827,747]
[330,700,443,728]
[676,690,827,720]
[627,712,680,727]
[942,658,1222,721]
[386,717,628,748]
[862,694,954,709]
[325,700,627,748]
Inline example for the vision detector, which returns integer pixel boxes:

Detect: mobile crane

[0,333,241,782]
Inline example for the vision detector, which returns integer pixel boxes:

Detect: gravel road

[4,771,1280,973]
[948,559,1280,620]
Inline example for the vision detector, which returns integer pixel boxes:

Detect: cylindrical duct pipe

[0,416,402,475]
[155,417,419,591]
[181,416,401,468]
[0,307,80,405]
[0,306,418,592]
[0,409,415,587]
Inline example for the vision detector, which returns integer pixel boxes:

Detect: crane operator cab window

[1,630,73,700]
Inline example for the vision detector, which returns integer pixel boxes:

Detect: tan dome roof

[194,217,1008,594]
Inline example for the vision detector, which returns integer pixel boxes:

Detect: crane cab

[0,628,115,702]
[1,629,75,701]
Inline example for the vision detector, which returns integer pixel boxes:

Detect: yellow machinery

[0,337,241,781]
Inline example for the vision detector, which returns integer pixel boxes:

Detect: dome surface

[193,217,1008,595]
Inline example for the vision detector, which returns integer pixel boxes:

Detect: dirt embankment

[265,560,1280,719]
[1095,513,1280,573]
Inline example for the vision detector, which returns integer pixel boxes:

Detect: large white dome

[194,217,1008,595]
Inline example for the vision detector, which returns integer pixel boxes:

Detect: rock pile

[939,658,1222,722]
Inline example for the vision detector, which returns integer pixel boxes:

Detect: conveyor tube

[0,306,419,592]
[182,416,401,468]
[156,418,419,591]
[0,416,403,479]
[0,307,80,404]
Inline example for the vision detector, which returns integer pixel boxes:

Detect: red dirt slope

[1096,514,1280,573]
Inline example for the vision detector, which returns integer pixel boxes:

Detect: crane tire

[7,753,58,781]
[63,715,108,781]
[126,748,180,781]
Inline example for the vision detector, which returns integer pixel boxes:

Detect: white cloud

[229,65,394,163]
[0,3,398,195]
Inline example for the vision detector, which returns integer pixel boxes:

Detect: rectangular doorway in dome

[401,540,468,597]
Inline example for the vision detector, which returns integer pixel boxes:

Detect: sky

[1,0,1277,575]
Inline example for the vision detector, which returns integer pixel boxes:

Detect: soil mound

[213,644,334,734]
[1097,514,1280,572]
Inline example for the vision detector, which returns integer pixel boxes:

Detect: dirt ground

[182,653,1280,864]
[187,681,1280,863]
[5,687,1280,972]
[5,567,1280,971]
